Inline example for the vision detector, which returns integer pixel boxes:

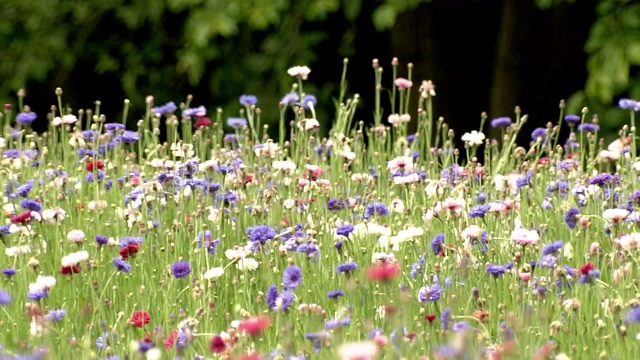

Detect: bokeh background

[1,0,639,141]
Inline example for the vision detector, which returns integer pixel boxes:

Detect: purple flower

[281,93,299,106]
[301,94,317,110]
[541,240,564,255]
[325,317,351,330]
[531,127,547,141]
[43,309,66,322]
[431,233,445,255]
[120,130,139,143]
[19,199,42,212]
[0,289,11,305]
[619,98,640,111]
[452,321,469,333]
[152,101,177,115]
[2,267,16,278]
[417,284,444,302]
[626,306,640,324]
[27,290,48,301]
[16,111,37,125]
[589,173,613,186]
[183,106,206,117]
[266,285,279,309]
[336,224,355,237]
[486,264,507,277]
[283,265,303,289]
[577,123,599,133]
[469,204,491,218]
[105,123,126,131]
[440,307,452,330]
[538,254,557,268]
[363,202,390,219]
[564,114,580,123]
[490,117,511,128]
[171,261,191,278]
[336,262,358,273]
[246,225,276,243]
[239,95,258,106]
[327,290,344,299]
[113,258,131,273]
[226,117,247,129]
[95,235,109,245]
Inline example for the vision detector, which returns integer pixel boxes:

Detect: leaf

[372,3,397,31]
[343,0,361,21]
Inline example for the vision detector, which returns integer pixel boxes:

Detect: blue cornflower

[95,235,109,245]
[440,307,452,330]
[16,111,37,125]
[43,309,66,322]
[327,290,344,299]
[113,258,131,273]
[431,233,445,255]
[0,289,11,305]
[282,265,303,289]
[265,285,279,309]
[336,262,358,273]
[2,268,16,278]
[239,95,258,106]
[120,130,139,143]
[301,94,317,110]
[183,106,206,117]
[541,240,564,255]
[27,290,48,301]
[469,204,491,218]
[626,306,640,324]
[564,207,580,229]
[410,256,426,278]
[452,321,469,333]
[531,127,547,141]
[564,114,580,123]
[305,331,329,353]
[325,317,351,330]
[327,198,345,211]
[152,101,177,115]
[171,261,191,278]
[19,199,42,212]
[363,202,390,219]
[486,264,507,277]
[619,98,640,111]
[538,254,557,268]
[281,93,299,106]
[490,117,511,128]
[336,224,355,237]
[589,173,613,185]
[417,284,444,302]
[578,123,599,132]
[226,117,247,129]
[246,225,277,243]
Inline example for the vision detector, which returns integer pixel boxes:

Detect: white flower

[236,258,260,271]
[5,245,31,256]
[203,267,225,280]
[338,341,379,360]
[461,130,485,146]
[61,250,89,267]
[272,160,297,173]
[0,137,5,148]
[287,65,311,79]
[603,208,629,223]
[387,156,414,173]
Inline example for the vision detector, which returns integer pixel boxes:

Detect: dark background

[1,0,637,143]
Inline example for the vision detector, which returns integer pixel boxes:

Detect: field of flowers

[0,59,639,360]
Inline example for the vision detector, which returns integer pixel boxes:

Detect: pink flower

[509,227,539,246]
[387,156,414,173]
[395,77,413,89]
[287,65,311,79]
[67,230,86,243]
[603,208,629,223]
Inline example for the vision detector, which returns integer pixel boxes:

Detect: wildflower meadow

[0,59,639,360]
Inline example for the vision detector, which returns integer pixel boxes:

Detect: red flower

[238,315,271,336]
[210,334,226,353]
[164,329,179,349]
[86,160,105,172]
[10,211,32,224]
[59,265,81,275]
[365,263,401,282]
[579,262,594,275]
[130,310,151,327]
[120,243,140,259]
[193,117,212,129]
[425,314,436,323]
